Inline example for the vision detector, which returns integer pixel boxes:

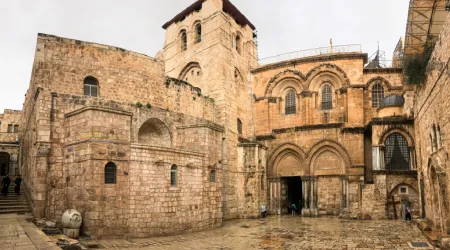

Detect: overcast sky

[0,0,409,112]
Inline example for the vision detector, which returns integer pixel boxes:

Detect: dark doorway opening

[0,152,10,176]
[286,176,302,212]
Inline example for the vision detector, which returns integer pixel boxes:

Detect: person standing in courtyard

[405,206,412,221]
[14,175,22,195]
[291,203,297,216]
[1,175,11,196]
[261,204,266,218]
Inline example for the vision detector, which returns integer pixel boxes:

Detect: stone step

[0,208,31,214]
[0,205,30,210]
[0,201,29,205]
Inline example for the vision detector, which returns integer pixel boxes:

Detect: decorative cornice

[273,123,343,134]
[252,53,368,73]
[370,117,414,125]
[256,134,276,141]
[64,106,133,118]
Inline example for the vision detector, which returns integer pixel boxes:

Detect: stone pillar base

[301,208,318,217]
[63,228,80,239]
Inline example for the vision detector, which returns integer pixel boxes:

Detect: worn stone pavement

[81,215,437,250]
[0,214,61,250]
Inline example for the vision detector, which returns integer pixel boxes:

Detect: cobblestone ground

[81,216,437,250]
[0,214,61,250]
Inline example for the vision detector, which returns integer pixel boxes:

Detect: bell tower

[162,0,261,220]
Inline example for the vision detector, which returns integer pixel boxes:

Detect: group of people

[1,175,22,196]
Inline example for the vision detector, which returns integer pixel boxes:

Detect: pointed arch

[138,118,172,147]
[264,69,306,97]
[306,63,350,91]
[306,140,352,175]
[178,62,203,86]
[268,143,306,177]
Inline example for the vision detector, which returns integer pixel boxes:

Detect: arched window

[237,119,243,135]
[194,23,202,43]
[285,89,296,115]
[235,35,241,54]
[322,85,332,110]
[372,82,384,108]
[104,162,116,184]
[180,30,187,51]
[384,133,410,171]
[433,125,438,151]
[210,170,216,182]
[170,165,177,187]
[84,76,98,97]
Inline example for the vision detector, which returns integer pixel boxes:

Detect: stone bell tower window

[180,30,187,51]
[195,23,202,43]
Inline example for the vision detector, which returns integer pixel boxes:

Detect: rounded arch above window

[84,76,99,97]
[138,118,171,147]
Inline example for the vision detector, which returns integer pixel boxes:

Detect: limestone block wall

[0,109,21,134]
[414,14,450,232]
[317,176,341,215]
[30,34,215,122]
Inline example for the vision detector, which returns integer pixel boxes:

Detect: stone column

[372,146,380,171]
[301,176,311,216]
[340,176,349,210]
[380,148,385,170]
[312,176,318,216]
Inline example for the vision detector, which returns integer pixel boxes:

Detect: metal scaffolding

[403,0,448,57]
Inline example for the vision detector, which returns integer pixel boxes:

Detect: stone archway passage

[0,152,10,176]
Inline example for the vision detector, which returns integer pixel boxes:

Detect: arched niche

[138,118,172,147]
[268,143,306,177]
[178,62,203,87]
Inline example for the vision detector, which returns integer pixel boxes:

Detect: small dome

[380,95,404,107]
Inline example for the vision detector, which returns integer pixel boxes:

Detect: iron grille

[170,165,177,187]
[210,170,216,182]
[385,133,410,171]
[285,90,296,114]
[104,162,116,184]
[372,82,384,108]
[322,85,332,110]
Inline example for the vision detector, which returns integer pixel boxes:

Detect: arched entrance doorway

[267,144,306,215]
[0,152,10,176]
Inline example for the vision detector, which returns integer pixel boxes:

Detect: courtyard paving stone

[81,216,438,249]
[0,214,61,250]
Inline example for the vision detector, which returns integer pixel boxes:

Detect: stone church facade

[6,0,448,238]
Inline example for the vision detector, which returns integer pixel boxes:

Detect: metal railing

[364,60,403,69]
[258,44,362,65]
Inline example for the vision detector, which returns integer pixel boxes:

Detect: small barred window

[285,90,296,115]
[210,170,216,182]
[104,162,117,184]
[322,85,332,110]
[372,82,384,108]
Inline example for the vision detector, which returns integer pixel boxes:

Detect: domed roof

[380,95,404,107]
